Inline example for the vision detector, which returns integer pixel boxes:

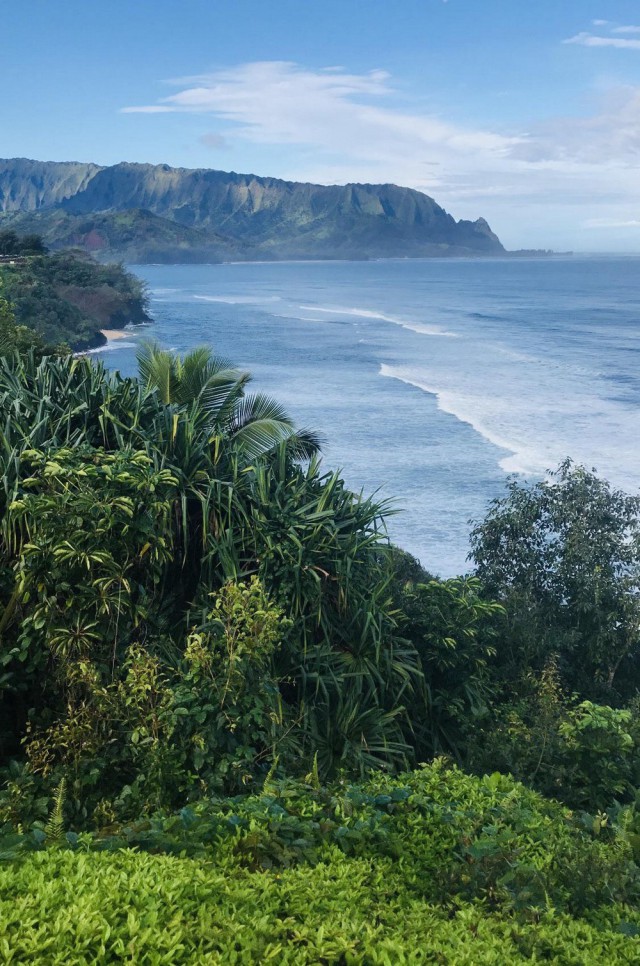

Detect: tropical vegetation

[0,229,149,349]
[3,282,640,960]
[4,764,640,963]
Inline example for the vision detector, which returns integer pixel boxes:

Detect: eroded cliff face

[0,159,101,212]
[0,158,504,261]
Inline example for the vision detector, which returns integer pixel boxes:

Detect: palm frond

[136,341,179,404]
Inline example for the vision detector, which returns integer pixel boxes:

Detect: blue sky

[3,0,640,250]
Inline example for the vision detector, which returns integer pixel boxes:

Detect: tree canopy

[470,460,640,702]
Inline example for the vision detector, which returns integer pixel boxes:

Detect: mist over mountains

[0,158,504,262]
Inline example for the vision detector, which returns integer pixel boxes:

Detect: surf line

[378,364,534,476]
[299,305,458,337]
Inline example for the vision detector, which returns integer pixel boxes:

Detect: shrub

[469,664,640,811]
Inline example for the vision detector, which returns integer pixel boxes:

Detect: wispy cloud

[122,61,516,185]
[612,25,640,35]
[583,218,640,229]
[123,62,394,119]
[199,132,228,150]
[513,86,640,164]
[564,31,640,50]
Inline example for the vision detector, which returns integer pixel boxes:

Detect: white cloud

[124,62,394,120]
[123,61,514,161]
[612,25,640,35]
[583,218,640,228]
[513,87,640,164]
[124,105,175,114]
[564,31,640,50]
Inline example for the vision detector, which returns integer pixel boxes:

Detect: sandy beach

[100,329,131,341]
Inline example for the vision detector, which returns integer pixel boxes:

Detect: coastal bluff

[0,157,504,263]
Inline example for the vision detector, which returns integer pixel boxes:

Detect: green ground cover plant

[2,764,640,964]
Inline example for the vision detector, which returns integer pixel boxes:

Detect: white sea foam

[80,341,138,356]
[402,322,459,337]
[379,364,544,476]
[298,305,458,337]
[380,360,640,490]
[194,295,281,305]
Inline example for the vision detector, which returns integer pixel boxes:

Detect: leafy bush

[469,663,640,811]
[393,574,502,758]
[559,702,637,809]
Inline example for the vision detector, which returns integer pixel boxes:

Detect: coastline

[74,327,139,357]
[100,328,132,341]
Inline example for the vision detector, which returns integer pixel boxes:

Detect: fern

[304,752,321,790]
[45,778,66,842]
[262,755,280,794]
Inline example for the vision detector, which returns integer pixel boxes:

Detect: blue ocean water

[100,257,640,576]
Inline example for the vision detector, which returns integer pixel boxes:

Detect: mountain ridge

[0,158,505,262]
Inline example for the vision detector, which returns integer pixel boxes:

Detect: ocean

[99,256,640,576]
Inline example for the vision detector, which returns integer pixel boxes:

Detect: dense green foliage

[3,347,640,819]
[0,233,149,349]
[0,347,481,825]
[0,275,60,358]
[466,464,640,811]
[2,764,640,963]
[0,228,46,256]
[471,461,640,703]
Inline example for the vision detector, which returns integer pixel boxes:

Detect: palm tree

[136,341,321,463]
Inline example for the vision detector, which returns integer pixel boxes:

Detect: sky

[2,0,640,251]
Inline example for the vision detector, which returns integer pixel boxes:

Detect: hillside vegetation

[0,229,149,349]
[3,765,640,963]
[0,157,505,262]
[2,315,640,960]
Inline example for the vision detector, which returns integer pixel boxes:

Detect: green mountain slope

[0,158,504,262]
[0,207,252,264]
